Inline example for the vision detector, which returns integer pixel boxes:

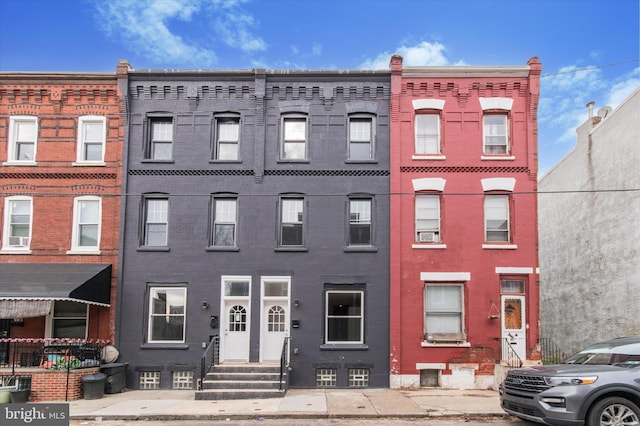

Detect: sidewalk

[62,388,506,421]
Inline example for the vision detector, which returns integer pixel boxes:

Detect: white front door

[220,277,251,362]
[260,277,290,362]
[501,295,526,361]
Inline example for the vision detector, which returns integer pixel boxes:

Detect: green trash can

[82,372,107,400]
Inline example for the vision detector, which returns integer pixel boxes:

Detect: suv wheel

[587,396,640,426]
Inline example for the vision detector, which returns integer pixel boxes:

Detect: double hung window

[51,301,88,338]
[147,117,173,160]
[279,197,304,246]
[348,116,374,160]
[281,116,307,160]
[325,290,364,344]
[212,197,237,247]
[415,194,441,242]
[484,194,510,242]
[415,114,440,154]
[71,196,101,251]
[148,287,186,343]
[143,197,169,246]
[214,117,240,160]
[348,198,372,246]
[2,196,32,250]
[77,116,106,163]
[8,116,37,162]
[424,284,464,342]
[483,114,508,154]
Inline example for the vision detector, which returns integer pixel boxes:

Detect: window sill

[141,159,175,164]
[320,344,368,351]
[412,243,447,249]
[137,246,171,252]
[345,159,377,164]
[421,341,471,348]
[66,249,101,255]
[343,246,378,253]
[274,247,308,252]
[276,159,309,164]
[140,343,189,350]
[482,244,518,250]
[480,155,515,161]
[72,161,106,167]
[3,161,37,166]
[412,155,446,161]
[209,159,242,164]
[206,246,240,252]
[0,249,32,255]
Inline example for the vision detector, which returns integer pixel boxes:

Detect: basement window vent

[316,368,337,387]
[139,371,160,390]
[172,371,193,389]
[348,368,369,388]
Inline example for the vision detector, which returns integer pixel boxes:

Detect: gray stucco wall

[538,88,640,355]
[116,70,391,389]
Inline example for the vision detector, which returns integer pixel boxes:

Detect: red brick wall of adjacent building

[0,70,125,342]
[389,56,541,388]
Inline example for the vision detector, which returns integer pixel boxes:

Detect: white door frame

[501,294,526,361]
[259,276,291,362]
[219,275,251,362]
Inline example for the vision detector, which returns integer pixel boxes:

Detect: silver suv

[500,336,640,425]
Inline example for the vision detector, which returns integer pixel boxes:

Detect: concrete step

[201,379,281,390]
[205,372,281,381]
[194,388,285,400]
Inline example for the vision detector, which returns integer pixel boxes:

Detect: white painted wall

[538,88,640,355]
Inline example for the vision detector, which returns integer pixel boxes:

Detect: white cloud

[605,67,640,109]
[94,0,265,67]
[358,41,450,70]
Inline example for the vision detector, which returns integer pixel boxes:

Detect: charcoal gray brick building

[116,64,391,390]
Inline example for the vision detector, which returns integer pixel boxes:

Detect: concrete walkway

[56,388,506,421]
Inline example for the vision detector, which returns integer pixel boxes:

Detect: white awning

[0,299,52,319]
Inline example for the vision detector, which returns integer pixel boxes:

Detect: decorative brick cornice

[400,166,530,174]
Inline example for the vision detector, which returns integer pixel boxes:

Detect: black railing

[198,335,219,390]
[501,338,523,368]
[540,337,566,365]
[0,338,108,374]
[279,336,291,391]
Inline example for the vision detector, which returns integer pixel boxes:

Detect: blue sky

[1,0,638,175]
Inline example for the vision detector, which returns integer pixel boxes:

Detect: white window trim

[279,197,304,247]
[144,197,169,247]
[325,290,364,344]
[423,283,467,345]
[67,196,102,254]
[214,116,241,161]
[415,194,441,243]
[280,115,308,161]
[147,287,187,344]
[482,113,510,156]
[212,197,238,247]
[484,194,511,243]
[74,115,106,165]
[1,196,33,254]
[348,198,373,246]
[348,115,375,161]
[5,116,38,165]
[414,114,441,155]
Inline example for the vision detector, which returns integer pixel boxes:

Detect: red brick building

[0,64,127,346]
[389,55,542,389]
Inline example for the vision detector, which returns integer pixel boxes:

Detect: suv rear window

[563,341,640,366]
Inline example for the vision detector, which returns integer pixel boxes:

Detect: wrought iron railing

[540,337,567,365]
[501,338,523,368]
[198,335,219,390]
[279,336,291,391]
[0,338,108,374]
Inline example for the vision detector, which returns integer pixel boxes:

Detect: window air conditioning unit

[418,232,436,242]
[9,236,30,246]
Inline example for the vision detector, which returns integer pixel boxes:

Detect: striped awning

[0,299,52,319]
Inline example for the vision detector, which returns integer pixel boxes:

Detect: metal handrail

[279,336,291,391]
[501,338,523,368]
[540,337,566,365]
[198,335,219,390]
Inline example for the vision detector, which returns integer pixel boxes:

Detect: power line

[541,59,640,78]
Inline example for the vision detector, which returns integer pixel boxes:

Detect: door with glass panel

[260,278,290,362]
[500,279,527,362]
[220,277,251,362]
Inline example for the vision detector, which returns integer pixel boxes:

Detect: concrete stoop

[195,363,286,400]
